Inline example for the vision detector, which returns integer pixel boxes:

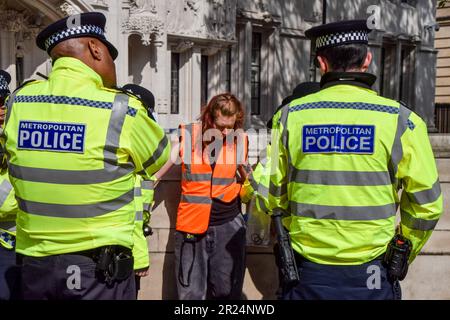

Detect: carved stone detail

[91,0,108,8]
[123,15,164,46]
[0,8,30,33]
[123,0,165,46]
[59,2,82,16]
[167,0,236,42]
[202,45,222,56]
[173,40,195,53]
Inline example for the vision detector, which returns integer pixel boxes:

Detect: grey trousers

[175,214,247,300]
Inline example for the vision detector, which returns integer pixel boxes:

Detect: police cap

[305,19,372,51]
[36,12,118,60]
[0,70,11,98]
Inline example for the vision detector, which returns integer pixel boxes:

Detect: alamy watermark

[66,264,81,290]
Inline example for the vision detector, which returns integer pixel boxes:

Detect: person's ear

[317,56,328,74]
[87,39,102,61]
[361,51,372,72]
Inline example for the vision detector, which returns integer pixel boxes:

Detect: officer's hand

[0,106,5,126]
[135,268,150,277]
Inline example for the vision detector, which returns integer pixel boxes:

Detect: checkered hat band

[0,76,8,91]
[315,30,368,49]
[44,24,104,50]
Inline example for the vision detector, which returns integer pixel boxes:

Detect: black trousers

[20,253,136,300]
[0,246,21,300]
[282,253,401,300]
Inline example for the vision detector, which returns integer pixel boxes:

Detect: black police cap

[36,12,118,60]
[0,70,11,98]
[123,84,156,117]
[305,19,372,51]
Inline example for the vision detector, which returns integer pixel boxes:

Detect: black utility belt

[77,245,134,285]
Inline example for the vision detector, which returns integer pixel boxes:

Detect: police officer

[0,70,20,300]
[1,12,170,300]
[268,20,443,300]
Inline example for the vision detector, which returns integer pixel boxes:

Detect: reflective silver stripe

[143,202,152,212]
[183,172,212,182]
[0,221,16,231]
[401,210,439,231]
[138,135,169,174]
[212,177,236,185]
[257,183,269,198]
[269,105,290,200]
[388,103,411,182]
[3,90,18,127]
[248,173,259,191]
[289,201,397,220]
[8,93,134,184]
[406,180,442,205]
[280,104,289,148]
[134,187,142,197]
[8,164,132,184]
[141,180,155,190]
[17,188,134,218]
[256,196,269,213]
[269,181,286,197]
[135,210,143,221]
[0,179,13,208]
[180,194,212,204]
[290,168,392,186]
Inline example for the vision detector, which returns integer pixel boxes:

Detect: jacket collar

[320,72,377,90]
[49,57,104,88]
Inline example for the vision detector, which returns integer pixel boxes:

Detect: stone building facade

[1,0,448,299]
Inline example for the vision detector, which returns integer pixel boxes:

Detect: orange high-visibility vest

[176,123,247,234]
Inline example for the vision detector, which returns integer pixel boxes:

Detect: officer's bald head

[50,37,117,88]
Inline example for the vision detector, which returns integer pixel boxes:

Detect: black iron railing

[435,103,450,133]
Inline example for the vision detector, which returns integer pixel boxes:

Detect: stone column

[191,47,202,122]
[153,40,171,118]
[0,30,16,88]
[243,21,252,129]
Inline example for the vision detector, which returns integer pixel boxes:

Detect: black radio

[383,234,412,281]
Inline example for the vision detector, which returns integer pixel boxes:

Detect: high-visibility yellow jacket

[241,144,271,213]
[1,57,170,257]
[268,79,443,265]
[133,175,156,270]
[0,171,18,250]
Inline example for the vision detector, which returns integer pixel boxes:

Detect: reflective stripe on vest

[176,123,244,234]
[0,179,13,208]
[8,93,136,218]
[276,100,405,221]
[16,188,134,218]
[7,93,134,184]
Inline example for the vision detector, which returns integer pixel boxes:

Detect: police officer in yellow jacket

[0,70,21,300]
[0,12,170,300]
[268,20,443,300]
